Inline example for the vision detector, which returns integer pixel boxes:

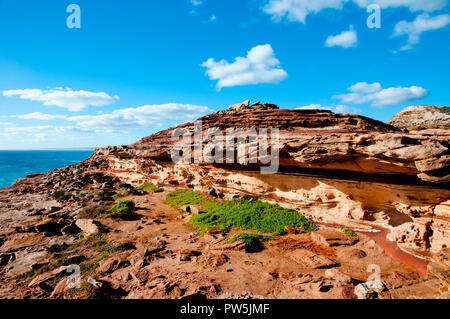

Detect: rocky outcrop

[0,101,448,299]
[388,105,450,131]
[96,104,449,257]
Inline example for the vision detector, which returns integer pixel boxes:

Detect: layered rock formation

[0,102,449,299]
[388,105,450,131]
[100,103,449,254]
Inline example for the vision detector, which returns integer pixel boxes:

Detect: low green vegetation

[94,190,116,202]
[77,206,111,220]
[166,189,318,237]
[165,189,212,207]
[286,126,295,132]
[137,182,164,193]
[110,200,136,219]
[77,200,137,220]
[93,236,135,253]
[342,227,356,236]
[68,280,97,299]
[52,190,72,202]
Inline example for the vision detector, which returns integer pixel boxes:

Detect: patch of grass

[17,259,64,280]
[68,280,97,299]
[76,192,85,198]
[110,200,136,219]
[342,227,356,237]
[137,182,164,193]
[112,193,125,201]
[190,199,318,236]
[165,189,212,208]
[94,237,135,253]
[81,184,92,191]
[77,205,111,219]
[286,126,295,132]
[52,190,72,202]
[95,190,116,202]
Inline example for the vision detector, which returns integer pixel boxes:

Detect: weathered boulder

[387,222,429,248]
[75,219,101,236]
[228,100,250,112]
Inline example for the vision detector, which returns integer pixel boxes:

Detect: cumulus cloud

[353,0,447,12]
[66,103,212,133]
[190,0,203,6]
[297,104,362,114]
[15,112,67,120]
[201,44,287,89]
[2,88,118,112]
[263,0,447,23]
[333,82,428,107]
[325,26,357,48]
[1,125,87,137]
[263,0,347,24]
[393,13,450,50]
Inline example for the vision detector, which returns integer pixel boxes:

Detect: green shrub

[190,198,317,235]
[165,189,212,207]
[77,205,111,219]
[52,190,72,202]
[152,187,164,193]
[96,190,116,202]
[110,200,136,219]
[76,192,85,198]
[342,228,356,236]
[138,182,164,193]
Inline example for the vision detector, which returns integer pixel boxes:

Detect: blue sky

[0,0,449,149]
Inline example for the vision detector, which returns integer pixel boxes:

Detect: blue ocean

[0,150,94,189]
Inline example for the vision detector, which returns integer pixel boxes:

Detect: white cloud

[190,0,203,6]
[353,0,447,12]
[209,15,217,22]
[2,125,87,137]
[325,26,357,48]
[333,82,428,107]
[15,112,67,120]
[348,82,382,93]
[66,103,212,133]
[263,0,347,24]
[297,103,362,113]
[201,44,287,89]
[393,13,450,50]
[0,122,13,126]
[263,0,447,23]
[2,88,118,112]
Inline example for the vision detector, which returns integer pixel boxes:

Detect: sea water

[0,150,94,188]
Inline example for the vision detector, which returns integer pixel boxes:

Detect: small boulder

[99,257,120,273]
[205,253,229,268]
[75,219,100,236]
[228,100,250,112]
